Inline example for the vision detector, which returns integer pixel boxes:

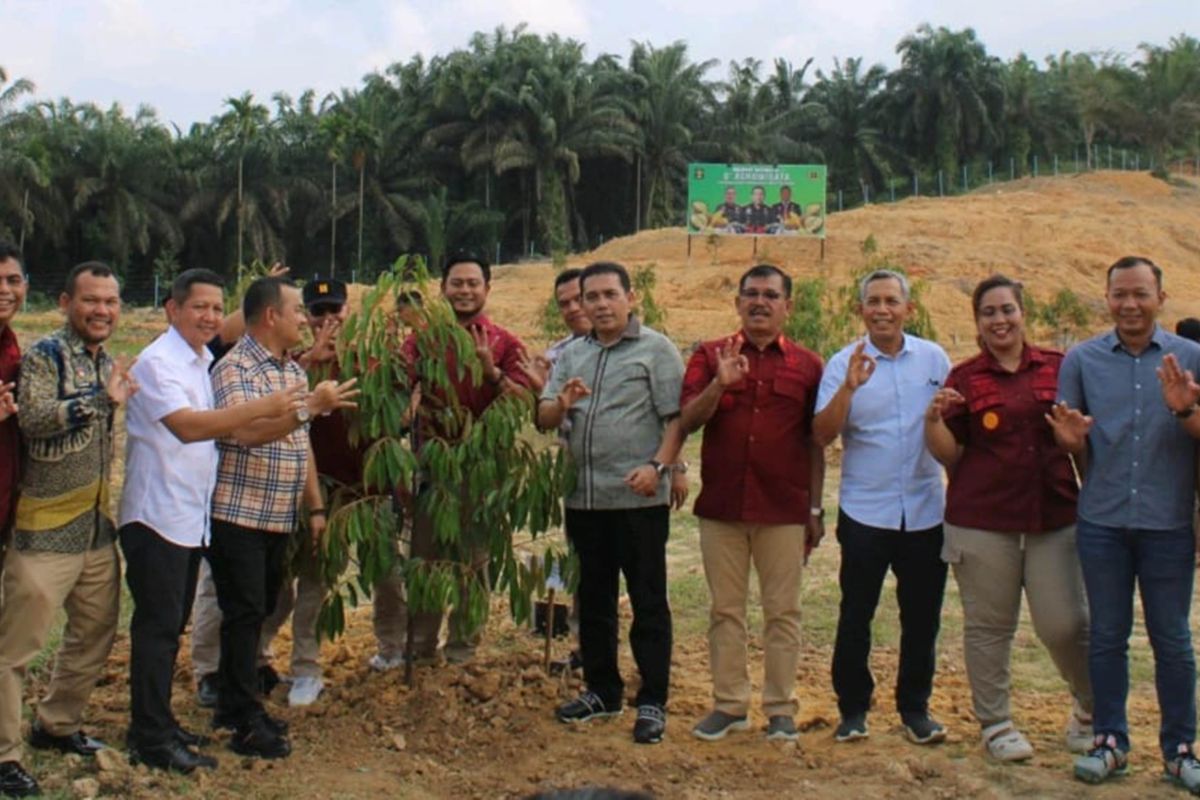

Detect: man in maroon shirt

[680,264,825,743]
[404,253,532,663]
[0,242,26,570]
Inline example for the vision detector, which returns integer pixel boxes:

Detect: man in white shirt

[813,269,951,746]
[118,269,309,773]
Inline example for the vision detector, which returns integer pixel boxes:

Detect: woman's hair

[971,274,1024,318]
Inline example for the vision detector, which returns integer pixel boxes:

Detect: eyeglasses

[739,289,785,301]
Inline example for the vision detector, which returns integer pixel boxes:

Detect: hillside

[481,171,1200,359]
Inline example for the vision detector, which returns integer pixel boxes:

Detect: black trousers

[831,508,947,716]
[566,506,672,708]
[207,519,289,725]
[119,522,203,747]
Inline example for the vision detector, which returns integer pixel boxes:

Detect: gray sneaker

[1074,735,1129,784]
[834,712,868,742]
[692,710,749,741]
[1164,744,1200,794]
[766,716,799,742]
[902,711,946,745]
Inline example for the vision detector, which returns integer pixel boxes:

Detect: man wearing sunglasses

[680,264,825,743]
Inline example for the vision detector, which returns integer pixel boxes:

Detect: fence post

[351,269,356,285]
[153,274,160,309]
[864,184,870,204]
[838,190,843,211]
[1074,147,1079,172]
[1108,145,1113,169]
[988,161,994,183]
[496,243,501,265]
[1054,154,1059,175]
[1122,150,1127,169]
[1135,154,1140,171]
[913,173,919,196]
[1033,155,1039,178]
[962,165,968,192]
[1009,158,1015,181]
[938,170,944,197]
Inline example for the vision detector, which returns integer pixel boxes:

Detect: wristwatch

[648,459,669,478]
[810,506,825,520]
[296,405,311,424]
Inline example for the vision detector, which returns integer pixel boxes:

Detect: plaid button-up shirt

[211,334,309,533]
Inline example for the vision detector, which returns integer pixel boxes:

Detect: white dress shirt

[816,334,951,531]
[119,325,219,547]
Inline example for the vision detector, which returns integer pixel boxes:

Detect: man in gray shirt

[1050,256,1200,791]
[538,261,684,745]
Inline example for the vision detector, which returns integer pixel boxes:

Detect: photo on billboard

[687,163,827,238]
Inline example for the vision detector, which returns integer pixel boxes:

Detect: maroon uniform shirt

[681,332,823,525]
[941,344,1078,533]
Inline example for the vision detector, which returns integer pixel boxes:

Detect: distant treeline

[1,25,1197,300]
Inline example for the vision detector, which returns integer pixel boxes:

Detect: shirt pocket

[773,374,810,405]
[718,380,747,411]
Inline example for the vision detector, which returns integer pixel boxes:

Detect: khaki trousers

[699,518,804,717]
[943,523,1092,728]
[0,545,119,762]
[189,559,221,679]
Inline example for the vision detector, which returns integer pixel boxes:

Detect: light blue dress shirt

[817,334,951,531]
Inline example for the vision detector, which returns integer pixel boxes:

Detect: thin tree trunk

[330,161,338,277]
[237,156,244,269]
[18,188,28,252]
[357,165,365,275]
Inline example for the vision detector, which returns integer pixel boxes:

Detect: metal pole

[864,184,870,204]
[838,190,843,211]
[913,173,919,196]
[154,275,160,309]
[1074,147,1079,172]
[1009,158,1014,181]
[1108,145,1113,169]
[938,170,944,196]
[1054,154,1059,175]
[988,162,993,183]
[1122,150,1127,169]
[890,183,895,202]
[1135,154,1140,170]
[1033,155,1039,178]
[962,165,968,192]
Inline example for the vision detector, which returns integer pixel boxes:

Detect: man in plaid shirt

[208,277,356,760]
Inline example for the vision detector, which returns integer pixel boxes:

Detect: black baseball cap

[302,278,348,310]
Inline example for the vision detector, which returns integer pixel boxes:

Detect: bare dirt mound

[481,171,1200,359]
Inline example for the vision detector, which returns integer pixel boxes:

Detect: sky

[1,0,1196,127]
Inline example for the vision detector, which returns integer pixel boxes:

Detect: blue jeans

[1075,520,1196,758]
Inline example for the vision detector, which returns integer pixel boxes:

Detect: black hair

[443,251,491,285]
[579,261,631,293]
[1176,318,1200,343]
[64,261,117,297]
[554,268,583,291]
[1107,255,1163,289]
[243,276,295,324]
[396,289,423,307]
[171,268,225,305]
[0,241,22,267]
[738,264,793,298]
[971,274,1024,317]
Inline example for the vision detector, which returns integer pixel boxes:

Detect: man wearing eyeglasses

[680,264,826,743]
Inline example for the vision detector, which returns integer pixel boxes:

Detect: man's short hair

[1107,255,1163,290]
[171,268,225,306]
[396,289,423,307]
[0,241,22,267]
[579,262,631,293]
[554,268,583,292]
[64,261,117,297]
[443,252,491,285]
[859,268,911,302]
[739,264,792,299]
[1176,318,1200,343]
[243,276,294,324]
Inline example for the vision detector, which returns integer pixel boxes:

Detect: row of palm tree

[0,25,1197,297]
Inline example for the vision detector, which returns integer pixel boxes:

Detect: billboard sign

[687,163,827,238]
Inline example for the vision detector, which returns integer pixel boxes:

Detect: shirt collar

[736,330,785,353]
[243,333,291,367]
[863,333,909,360]
[166,325,214,367]
[1105,325,1166,353]
[587,315,642,347]
[60,324,105,360]
[980,342,1043,372]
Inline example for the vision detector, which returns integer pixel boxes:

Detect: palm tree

[889,25,1006,179]
[701,58,823,164]
[216,92,271,268]
[628,41,715,229]
[806,58,895,194]
[1129,36,1200,169]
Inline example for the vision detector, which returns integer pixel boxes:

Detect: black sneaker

[230,716,291,759]
[556,691,622,724]
[901,711,946,745]
[633,705,666,745]
[196,673,219,709]
[766,715,800,742]
[834,712,868,742]
[0,761,39,797]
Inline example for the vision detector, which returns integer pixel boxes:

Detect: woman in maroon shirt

[925,275,1092,762]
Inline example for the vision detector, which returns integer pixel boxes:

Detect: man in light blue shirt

[1050,256,1200,790]
[814,269,951,746]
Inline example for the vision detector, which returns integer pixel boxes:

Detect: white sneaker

[368,652,404,672]
[288,676,325,707]
[1066,703,1094,754]
[983,721,1033,762]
